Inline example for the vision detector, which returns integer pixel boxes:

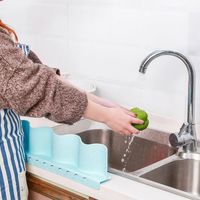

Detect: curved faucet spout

[139,50,197,152]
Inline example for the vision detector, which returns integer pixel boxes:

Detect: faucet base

[178,151,200,161]
[182,140,197,153]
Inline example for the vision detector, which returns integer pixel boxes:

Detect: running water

[121,134,135,172]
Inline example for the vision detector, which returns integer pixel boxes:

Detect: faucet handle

[178,123,188,136]
[169,132,194,148]
[169,123,195,148]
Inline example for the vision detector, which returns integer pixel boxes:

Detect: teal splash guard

[22,120,111,189]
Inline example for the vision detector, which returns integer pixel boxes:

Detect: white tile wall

[1,0,200,133]
[0,0,69,68]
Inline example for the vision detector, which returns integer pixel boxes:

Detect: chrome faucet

[139,50,197,153]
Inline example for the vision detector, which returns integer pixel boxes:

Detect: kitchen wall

[1,0,200,132]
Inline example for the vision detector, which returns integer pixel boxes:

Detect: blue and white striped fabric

[0,109,27,200]
[0,42,29,200]
[17,43,30,57]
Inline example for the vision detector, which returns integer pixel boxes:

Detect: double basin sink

[53,124,200,199]
[75,128,200,199]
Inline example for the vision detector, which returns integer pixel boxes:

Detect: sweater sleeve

[0,28,88,124]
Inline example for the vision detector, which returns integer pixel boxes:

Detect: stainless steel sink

[76,128,200,199]
[76,129,176,172]
[141,158,200,197]
[52,125,200,199]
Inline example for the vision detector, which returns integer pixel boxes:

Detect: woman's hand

[104,107,143,135]
[83,99,143,135]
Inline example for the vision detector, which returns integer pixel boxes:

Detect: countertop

[22,114,199,200]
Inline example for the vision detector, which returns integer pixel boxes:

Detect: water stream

[121,134,135,172]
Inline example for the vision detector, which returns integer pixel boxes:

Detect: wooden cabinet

[27,173,96,200]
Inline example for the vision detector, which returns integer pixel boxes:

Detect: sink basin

[141,156,200,198]
[76,129,176,172]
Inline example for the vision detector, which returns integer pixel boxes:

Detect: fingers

[131,117,144,125]
[120,117,143,135]
[127,124,140,134]
[124,110,136,117]
[120,129,131,135]
[119,124,140,136]
[118,115,143,135]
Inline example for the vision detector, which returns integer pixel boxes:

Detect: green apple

[130,107,149,131]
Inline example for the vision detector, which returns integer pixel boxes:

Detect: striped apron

[0,109,28,200]
[0,43,30,199]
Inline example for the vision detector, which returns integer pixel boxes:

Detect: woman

[0,18,143,199]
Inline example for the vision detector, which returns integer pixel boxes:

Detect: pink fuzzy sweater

[0,27,88,124]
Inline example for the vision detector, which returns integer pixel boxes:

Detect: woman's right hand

[104,107,143,135]
[83,99,144,135]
